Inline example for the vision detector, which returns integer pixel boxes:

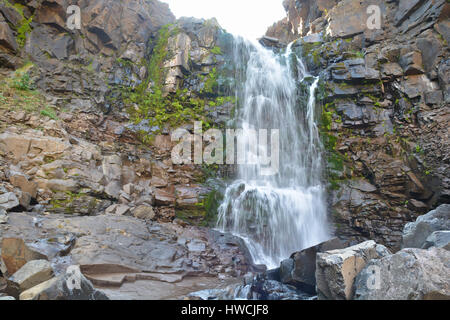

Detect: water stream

[217,39,330,269]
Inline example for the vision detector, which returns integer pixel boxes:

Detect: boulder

[354,247,450,300]
[315,240,391,300]
[9,172,38,198]
[19,266,109,300]
[0,238,48,275]
[6,260,54,297]
[402,204,450,249]
[0,192,19,211]
[105,204,131,216]
[132,205,156,220]
[422,231,450,250]
[279,238,347,293]
[105,181,122,199]
[0,133,31,159]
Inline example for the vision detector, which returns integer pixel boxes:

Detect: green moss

[3,1,33,49]
[176,188,223,227]
[202,67,219,94]
[147,24,171,88]
[16,16,32,48]
[116,58,134,68]
[320,101,347,189]
[49,191,86,214]
[211,46,222,55]
[40,106,58,120]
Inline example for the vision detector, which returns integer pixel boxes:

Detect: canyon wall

[267,0,449,250]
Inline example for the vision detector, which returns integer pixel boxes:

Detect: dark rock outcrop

[279,237,347,293]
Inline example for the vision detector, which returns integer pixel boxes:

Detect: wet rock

[19,266,109,300]
[354,247,450,300]
[243,272,313,300]
[259,36,284,48]
[316,240,391,300]
[1,238,48,275]
[6,260,54,297]
[422,231,450,250]
[279,238,347,294]
[402,204,450,249]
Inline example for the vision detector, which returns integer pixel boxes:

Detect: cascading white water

[217,38,330,269]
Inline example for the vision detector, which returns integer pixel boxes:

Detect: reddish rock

[1,238,48,276]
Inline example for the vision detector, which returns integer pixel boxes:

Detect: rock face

[279,238,347,293]
[0,0,175,108]
[315,240,391,300]
[265,0,450,250]
[266,0,339,42]
[402,204,450,248]
[354,247,450,300]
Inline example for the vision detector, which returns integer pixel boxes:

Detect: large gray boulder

[354,247,450,300]
[315,240,391,300]
[402,204,450,249]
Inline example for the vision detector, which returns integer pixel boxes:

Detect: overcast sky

[160,0,286,40]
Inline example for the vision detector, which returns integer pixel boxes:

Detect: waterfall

[217,38,330,269]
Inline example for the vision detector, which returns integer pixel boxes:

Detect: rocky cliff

[0,0,449,301]
[267,0,449,250]
[0,0,249,300]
